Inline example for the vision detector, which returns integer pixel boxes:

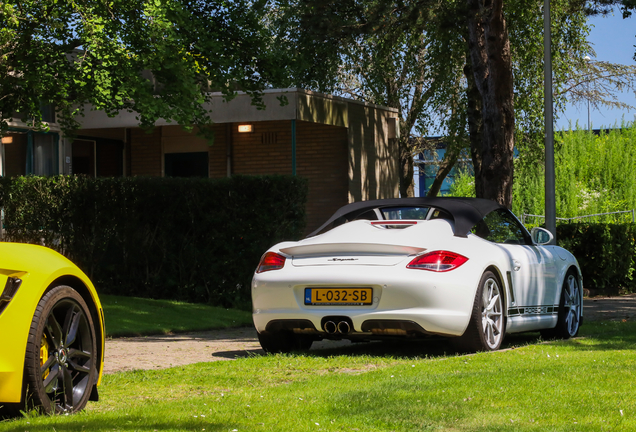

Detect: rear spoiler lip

[370,220,420,226]
[279,243,427,257]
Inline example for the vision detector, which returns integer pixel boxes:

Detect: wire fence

[521,209,636,226]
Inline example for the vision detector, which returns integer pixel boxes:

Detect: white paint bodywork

[251,218,582,339]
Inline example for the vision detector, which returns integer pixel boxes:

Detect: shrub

[0,175,308,309]
[513,122,636,220]
[557,223,636,296]
[445,169,476,197]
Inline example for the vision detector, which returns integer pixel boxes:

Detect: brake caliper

[40,335,49,379]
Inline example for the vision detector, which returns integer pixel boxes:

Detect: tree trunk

[465,0,515,208]
[399,135,415,197]
[464,57,483,197]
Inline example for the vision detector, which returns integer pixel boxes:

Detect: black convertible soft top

[308,197,505,238]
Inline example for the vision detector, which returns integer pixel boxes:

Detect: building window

[72,139,96,176]
[2,132,28,177]
[414,146,473,196]
[71,137,124,177]
[33,134,57,176]
[40,103,56,123]
[1,131,59,177]
[164,152,208,177]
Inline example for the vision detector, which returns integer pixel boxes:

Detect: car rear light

[257,252,286,273]
[407,251,468,272]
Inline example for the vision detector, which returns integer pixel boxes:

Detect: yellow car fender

[0,242,104,405]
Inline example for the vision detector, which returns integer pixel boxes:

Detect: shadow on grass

[304,332,551,359]
[210,331,551,361]
[210,319,636,361]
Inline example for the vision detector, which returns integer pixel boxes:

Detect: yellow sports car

[0,242,104,416]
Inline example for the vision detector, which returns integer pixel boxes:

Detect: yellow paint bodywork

[0,242,104,404]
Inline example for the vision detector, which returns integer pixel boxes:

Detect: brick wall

[347,104,399,202]
[231,121,293,175]
[208,125,228,178]
[123,110,394,235]
[130,128,162,176]
[296,121,348,233]
[230,120,348,233]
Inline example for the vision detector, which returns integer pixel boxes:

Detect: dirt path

[103,295,636,374]
[103,327,352,374]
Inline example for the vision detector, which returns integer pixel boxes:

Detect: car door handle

[513,260,521,271]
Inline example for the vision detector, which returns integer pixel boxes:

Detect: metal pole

[26,130,34,175]
[0,134,4,177]
[544,0,556,243]
[587,88,591,132]
[585,56,591,131]
[226,123,232,178]
[291,119,297,176]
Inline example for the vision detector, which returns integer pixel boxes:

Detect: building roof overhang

[76,88,399,130]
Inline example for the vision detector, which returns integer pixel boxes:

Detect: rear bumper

[253,307,469,338]
[252,263,479,338]
[261,317,434,339]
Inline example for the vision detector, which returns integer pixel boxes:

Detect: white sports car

[252,197,582,353]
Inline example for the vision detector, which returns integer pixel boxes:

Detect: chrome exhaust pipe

[324,321,337,334]
[337,321,351,334]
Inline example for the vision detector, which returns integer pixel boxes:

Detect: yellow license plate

[304,288,373,306]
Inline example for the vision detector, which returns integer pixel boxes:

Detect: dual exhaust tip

[323,320,351,335]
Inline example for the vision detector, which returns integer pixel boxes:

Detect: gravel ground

[103,295,636,374]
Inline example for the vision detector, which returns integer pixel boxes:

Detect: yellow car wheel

[24,286,97,414]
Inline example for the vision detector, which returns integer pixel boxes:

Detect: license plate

[304,287,373,306]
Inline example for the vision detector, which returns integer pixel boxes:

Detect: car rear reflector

[406,251,468,272]
[257,252,286,273]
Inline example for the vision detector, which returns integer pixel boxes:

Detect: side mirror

[531,227,554,245]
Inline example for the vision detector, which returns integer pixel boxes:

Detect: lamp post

[584,55,591,131]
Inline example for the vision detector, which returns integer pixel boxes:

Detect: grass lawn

[2,320,636,431]
[100,295,253,337]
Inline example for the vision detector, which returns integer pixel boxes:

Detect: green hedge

[557,223,636,296]
[0,175,307,309]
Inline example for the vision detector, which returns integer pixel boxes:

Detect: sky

[557,9,636,130]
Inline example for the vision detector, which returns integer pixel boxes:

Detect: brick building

[1,89,400,233]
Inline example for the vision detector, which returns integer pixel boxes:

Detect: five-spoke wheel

[24,286,97,414]
[481,275,504,350]
[561,273,582,337]
[454,270,505,352]
[542,270,581,340]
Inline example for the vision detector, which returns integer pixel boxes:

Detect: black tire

[257,331,313,354]
[453,271,505,353]
[23,286,97,414]
[541,270,581,340]
[0,402,22,419]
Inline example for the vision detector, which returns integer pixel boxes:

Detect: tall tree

[0,0,282,135]
[560,59,636,113]
[464,0,515,206]
[275,0,591,206]
[271,0,477,197]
